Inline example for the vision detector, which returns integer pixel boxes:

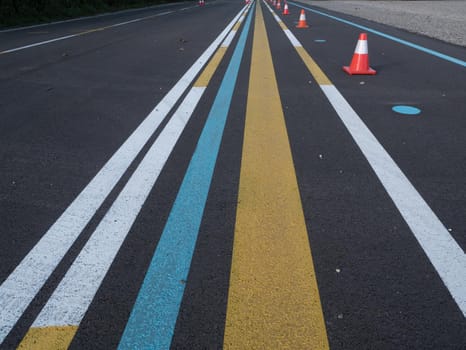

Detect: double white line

[0,4,248,344]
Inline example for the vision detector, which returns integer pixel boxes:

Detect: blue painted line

[117,5,254,350]
[289,1,466,67]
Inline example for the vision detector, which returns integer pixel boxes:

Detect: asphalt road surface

[0,0,465,349]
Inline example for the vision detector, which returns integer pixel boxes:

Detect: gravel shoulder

[300,1,466,47]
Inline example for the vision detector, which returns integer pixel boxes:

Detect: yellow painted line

[263,1,331,85]
[80,27,106,35]
[266,1,466,320]
[15,7,250,350]
[296,46,331,85]
[0,10,178,55]
[194,47,228,87]
[17,326,77,350]
[224,2,329,349]
[196,5,252,87]
[278,20,287,30]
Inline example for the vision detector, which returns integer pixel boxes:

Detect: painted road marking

[223,2,329,349]
[288,1,466,67]
[222,31,236,48]
[0,8,181,55]
[0,5,248,345]
[263,4,331,85]
[0,3,192,33]
[17,88,206,350]
[392,105,421,115]
[18,4,252,350]
[265,0,466,317]
[117,4,254,350]
[0,33,78,54]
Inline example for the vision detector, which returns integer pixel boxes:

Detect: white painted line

[222,31,236,47]
[284,29,302,47]
[32,86,207,328]
[266,0,466,317]
[288,1,466,67]
[109,11,174,28]
[320,85,466,317]
[0,3,193,33]
[28,1,250,331]
[1,34,79,54]
[0,5,248,344]
[1,9,175,54]
[238,5,251,23]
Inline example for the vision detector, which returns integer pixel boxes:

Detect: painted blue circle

[314,39,326,43]
[392,105,421,115]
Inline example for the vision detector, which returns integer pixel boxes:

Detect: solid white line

[320,85,466,317]
[106,12,173,28]
[30,1,250,328]
[266,0,466,317]
[33,86,206,327]
[222,31,236,47]
[0,9,175,54]
[284,29,302,47]
[0,5,247,344]
[0,3,192,33]
[1,34,79,54]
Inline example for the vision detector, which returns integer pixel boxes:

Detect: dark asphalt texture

[0,0,465,349]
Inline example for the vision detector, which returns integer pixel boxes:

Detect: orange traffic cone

[296,9,309,28]
[283,2,290,15]
[276,0,281,10]
[343,33,376,75]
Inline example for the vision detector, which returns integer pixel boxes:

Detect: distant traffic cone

[296,9,308,28]
[283,2,290,15]
[343,33,376,75]
[276,0,281,10]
